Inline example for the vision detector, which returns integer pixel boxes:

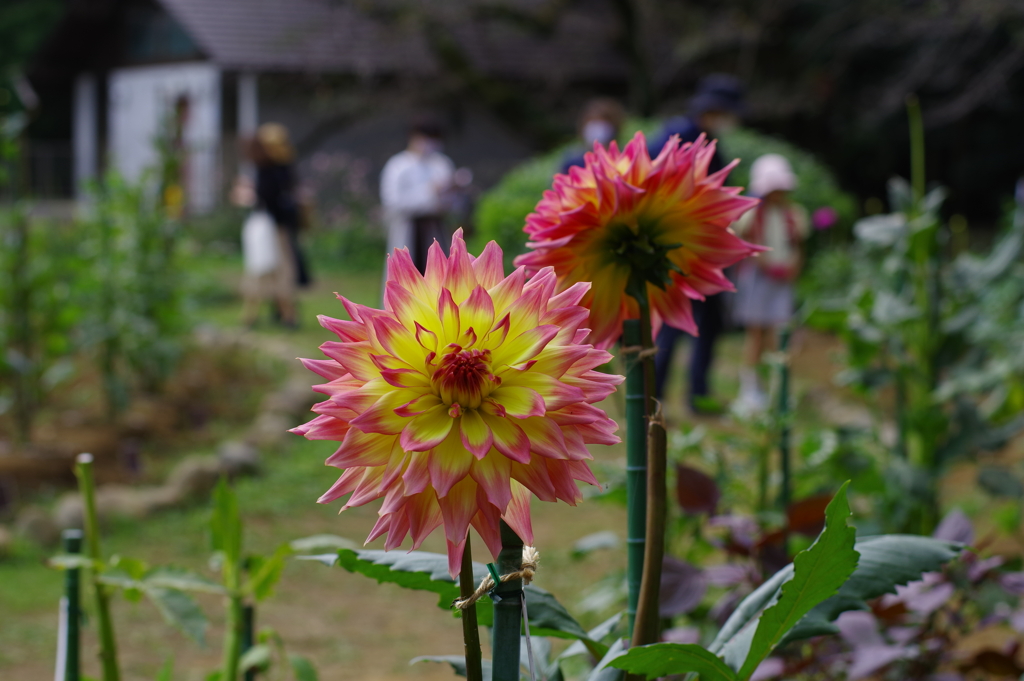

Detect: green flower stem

[622,318,647,636]
[220,565,243,681]
[491,521,523,681]
[62,528,83,681]
[631,299,667,651]
[459,535,484,681]
[75,453,121,681]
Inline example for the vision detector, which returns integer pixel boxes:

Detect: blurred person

[561,98,626,173]
[237,123,305,328]
[649,74,746,413]
[380,117,455,273]
[732,154,809,413]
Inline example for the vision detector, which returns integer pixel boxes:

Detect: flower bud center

[433,348,496,409]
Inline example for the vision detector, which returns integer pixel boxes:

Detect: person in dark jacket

[649,75,746,413]
[249,123,309,327]
[560,98,626,174]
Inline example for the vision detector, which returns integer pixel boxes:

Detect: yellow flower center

[432,347,498,410]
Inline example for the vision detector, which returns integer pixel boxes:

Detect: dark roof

[161,0,627,80]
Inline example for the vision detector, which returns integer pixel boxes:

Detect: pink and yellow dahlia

[515,132,763,348]
[292,230,623,576]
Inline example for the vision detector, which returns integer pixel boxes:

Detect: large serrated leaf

[329,547,605,656]
[610,643,737,681]
[142,585,208,645]
[244,543,294,601]
[781,534,961,643]
[143,566,226,595]
[734,482,858,678]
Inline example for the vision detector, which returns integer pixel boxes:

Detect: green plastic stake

[242,604,256,681]
[59,528,83,681]
[491,521,523,681]
[622,319,647,635]
[777,328,793,549]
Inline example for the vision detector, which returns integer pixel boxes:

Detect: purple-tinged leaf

[968,555,1004,582]
[660,556,708,617]
[705,563,751,588]
[662,626,701,644]
[933,508,974,545]
[837,611,917,680]
[676,464,720,515]
[890,574,955,616]
[749,657,784,681]
[1001,572,1024,595]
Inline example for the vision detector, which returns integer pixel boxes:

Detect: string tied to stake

[452,545,539,611]
[620,345,658,359]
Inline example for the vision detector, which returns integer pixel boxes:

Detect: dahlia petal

[400,403,454,452]
[518,416,570,459]
[402,452,431,495]
[470,490,503,559]
[350,390,417,435]
[326,430,396,468]
[444,229,477,303]
[470,454,512,510]
[319,315,367,342]
[394,393,442,418]
[386,247,431,301]
[321,341,378,381]
[428,429,474,498]
[498,372,586,411]
[471,240,505,289]
[488,266,526,315]
[459,408,493,459]
[408,491,443,549]
[438,476,477,547]
[481,411,531,464]
[460,286,495,344]
[423,240,449,289]
[300,357,349,381]
[317,469,363,504]
[293,414,351,440]
[446,536,467,579]
[491,324,559,368]
[501,481,534,546]
[437,288,461,343]
[489,385,545,419]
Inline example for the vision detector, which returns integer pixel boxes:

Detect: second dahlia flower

[292,230,623,576]
[515,132,763,348]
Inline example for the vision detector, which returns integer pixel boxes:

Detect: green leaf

[48,554,99,571]
[587,638,626,681]
[781,534,962,643]
[411,655,493,681]
[289,654,319,681]
[328,548,604,654]
[142,585,208,645]
[211,477,242,566]
[240,644,273,672]
[143,566,226,595]
[289,534,358,553]
[735,481,857,679]
[610,644,737,681]
[243,544,294,601]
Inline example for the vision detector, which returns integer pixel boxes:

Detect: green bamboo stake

[60,528,83,681]
[75,453,121,681]
[622,319,647,636]
[491,521,523,681]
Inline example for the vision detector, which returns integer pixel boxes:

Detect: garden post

[58,528,83,681]
[491,521,523,681]
[622,319,647,635]
[242,605,255,681]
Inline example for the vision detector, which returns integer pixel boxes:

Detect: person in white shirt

[732,154,810,412]
[379,118,456,272]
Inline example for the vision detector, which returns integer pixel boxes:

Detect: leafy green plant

[610,483,960,681]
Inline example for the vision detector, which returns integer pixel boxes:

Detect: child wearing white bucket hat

[732,153,809,413]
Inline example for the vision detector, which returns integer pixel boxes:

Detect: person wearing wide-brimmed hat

[732,153,809,413]
[648,74,746,414]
